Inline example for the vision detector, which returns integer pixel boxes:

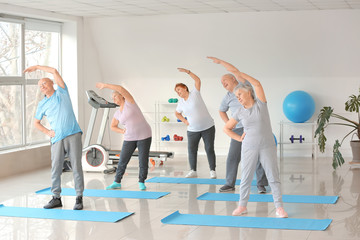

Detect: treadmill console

[86,90,118,109]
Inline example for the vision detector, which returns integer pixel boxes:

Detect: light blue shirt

[219,91,244,129]
[35,84,82,144]
[176,87,214,132]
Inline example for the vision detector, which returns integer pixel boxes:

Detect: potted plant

[315,88,360,169]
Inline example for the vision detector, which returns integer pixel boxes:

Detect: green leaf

[315,107,333,152]
[332,140,345,170]
[345,93,360,113]
[317,129,327,153]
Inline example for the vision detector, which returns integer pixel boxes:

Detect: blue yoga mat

[36,188,170,199]
[197,192,339,204]
[146,177,257,186]
[0,204,133,223]
[161,211,332,231]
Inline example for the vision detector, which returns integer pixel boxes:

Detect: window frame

[0,15,62,151]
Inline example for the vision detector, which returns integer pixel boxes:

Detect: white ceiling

[0,0,359,18]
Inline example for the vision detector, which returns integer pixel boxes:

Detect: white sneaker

[210,170,217,179]
[185,170,197,178]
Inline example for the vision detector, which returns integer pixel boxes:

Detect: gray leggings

[225,128,268,188]
[239,146,283,208]
[187,125,216,171]
[50,132,84,198]
[114,137,152,183]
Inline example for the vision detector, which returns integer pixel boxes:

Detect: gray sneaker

[44,197,62,209]
[73,196,83,210]
[257,186,267,194]
[219,185,235,192]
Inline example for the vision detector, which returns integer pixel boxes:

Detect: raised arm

[207,57,266,102]
[24,65,65,89]
[96,82,135,104]
[177,68,201,91]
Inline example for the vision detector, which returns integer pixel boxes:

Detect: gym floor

[0,154,359,240]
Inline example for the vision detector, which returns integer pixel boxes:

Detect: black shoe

[44,197,62,209]
[219,185,235,192]
[73,196,83,210]
[257,186,267,194]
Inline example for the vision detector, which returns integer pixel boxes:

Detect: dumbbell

[161,116,170,122]
[168,98,178,103]
[289,135,305,143]
[161,135,170,141]
[177,117,187,122]
[174,134,183,141]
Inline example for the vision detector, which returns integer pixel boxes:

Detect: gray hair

[233,82,255,99]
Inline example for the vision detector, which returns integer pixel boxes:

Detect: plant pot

[350,140,360,163]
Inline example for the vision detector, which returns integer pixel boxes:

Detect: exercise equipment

[36,187,170,199]
[161,116,170,122]
[82,90,118,173]
[177,117,187,122]
[174,134,183,141]
[168,98,178,103]
[0,204,133,223]
[283,90,315,123]
[289,174,305,182]
[161,135,170,141]
[82,90,174,173]
[273,134,277,146]
[289,135,305,143]
[161,211,332,231]
[197,192,338,204]
[150,158,163,166]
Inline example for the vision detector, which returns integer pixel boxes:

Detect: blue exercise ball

[273,134,277,146]
[283,91,315,123]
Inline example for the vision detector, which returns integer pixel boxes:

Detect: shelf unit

[154,101,187,151]
[279,120,318,160]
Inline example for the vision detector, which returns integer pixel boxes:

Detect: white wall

[83,9,360,157]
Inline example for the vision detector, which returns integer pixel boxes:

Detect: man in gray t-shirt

[218,74,268,192]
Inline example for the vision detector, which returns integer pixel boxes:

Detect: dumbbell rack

[154,101,188,152]
[279,121,318,160]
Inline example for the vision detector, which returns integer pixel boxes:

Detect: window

[0,16,61,150]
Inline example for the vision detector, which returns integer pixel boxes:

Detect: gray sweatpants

[187,126,216,171]
[225,128,268,188]
[239,146,283,208]
[50,132,84,198]
[114,137,152,183]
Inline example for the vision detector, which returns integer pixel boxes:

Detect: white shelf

[279,120,318,159]
[155,101,187,151]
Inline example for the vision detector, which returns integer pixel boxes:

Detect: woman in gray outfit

[208,56,288,218]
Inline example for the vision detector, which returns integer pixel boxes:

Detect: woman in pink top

[96,82,152,190]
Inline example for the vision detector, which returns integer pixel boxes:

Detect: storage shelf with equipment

[279,121,318,160]
[154,101,187,151]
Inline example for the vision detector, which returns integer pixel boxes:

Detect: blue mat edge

[0,204,134,223]
[197,192,339,204]
[36,187,171,199]
[161,210,333,231]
